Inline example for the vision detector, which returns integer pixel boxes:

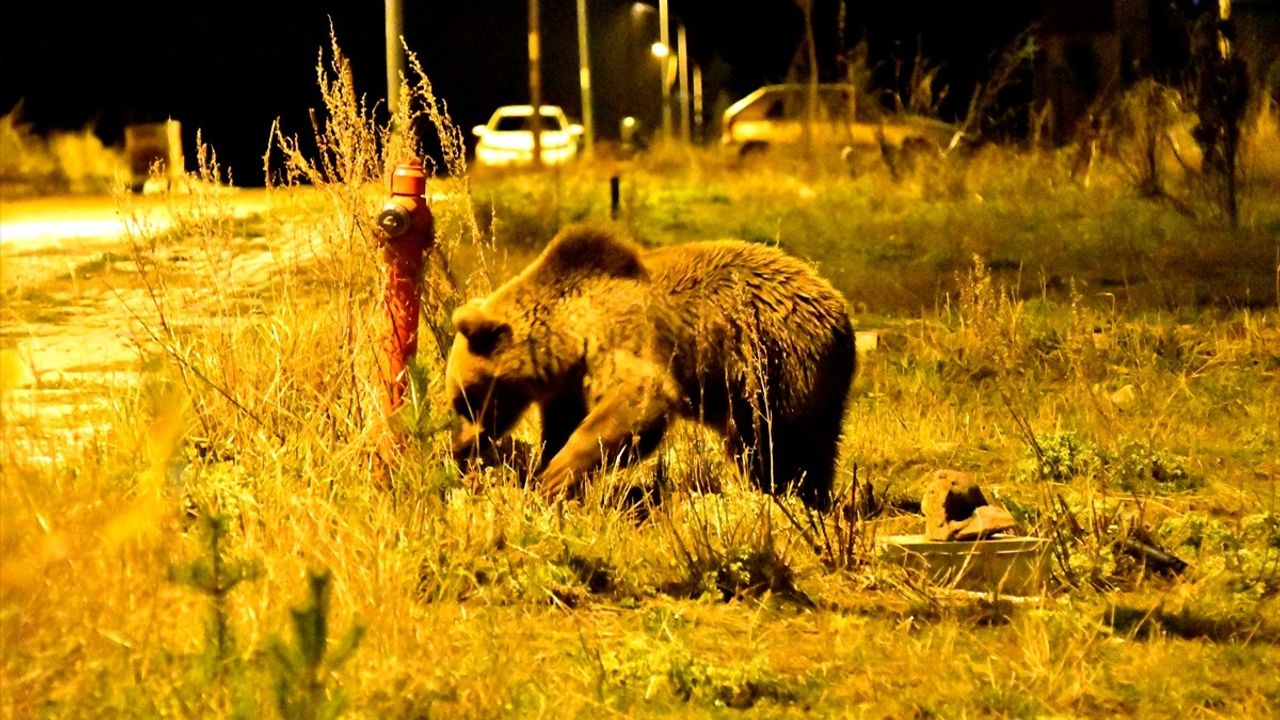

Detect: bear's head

[445,297,524,437]
[444,224,651,438]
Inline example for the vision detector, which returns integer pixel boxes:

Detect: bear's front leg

[536,357,679,499]
[452,420,537,475]
[451,390,532,470]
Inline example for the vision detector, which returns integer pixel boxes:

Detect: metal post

[677,23,689,145]
[576,0,594,158]
[658,0,671,143]
[529,0,543,168]
[385,0,404,113]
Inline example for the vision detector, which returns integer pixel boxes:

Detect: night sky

[2,1,1036,185]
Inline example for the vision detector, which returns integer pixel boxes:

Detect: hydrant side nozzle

[377,203,414,237]
[379,160,430,241]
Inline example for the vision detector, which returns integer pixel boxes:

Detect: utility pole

[677,22,690,144]
[658,0,671,144]
[385,0,404,114]
[692,64,703,144]
[797,0,817,161]
[529,0,543,168]
[576,0,594,158]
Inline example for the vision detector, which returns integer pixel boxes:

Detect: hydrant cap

[389,160,427,197]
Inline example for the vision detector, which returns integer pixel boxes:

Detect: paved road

[1,195,159,249]
[0,187,273,251]
[1,188,274,454]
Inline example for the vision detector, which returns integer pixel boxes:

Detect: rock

[950,504,1019,541]
[921,469,1019,541]
[1110,384,1138,411]
[922,470,987,541]
[854,330,879,353]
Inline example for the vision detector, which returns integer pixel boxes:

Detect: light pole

[649,40,671,144]
[634,1,683,145]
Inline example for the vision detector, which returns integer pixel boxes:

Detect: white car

[472,105,584,168]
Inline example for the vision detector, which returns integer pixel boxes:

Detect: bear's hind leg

[738,418,839,512]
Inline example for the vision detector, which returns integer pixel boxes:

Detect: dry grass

[3,40,1280,719]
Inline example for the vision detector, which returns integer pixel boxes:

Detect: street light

[649,28,688,145]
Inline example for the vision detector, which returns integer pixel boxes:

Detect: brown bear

[445,224,855,510]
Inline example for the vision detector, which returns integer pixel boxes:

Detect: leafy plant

[1017,430,1102,484]
[1111,439,1199,493]
[658,495,810,607]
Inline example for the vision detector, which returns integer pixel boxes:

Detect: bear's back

[642,240,850,340]
[641,240,853,414]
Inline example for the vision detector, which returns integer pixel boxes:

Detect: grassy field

[3,47,1280,718]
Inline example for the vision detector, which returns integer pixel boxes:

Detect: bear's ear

[452,302,510,356]
[539,224,647,282]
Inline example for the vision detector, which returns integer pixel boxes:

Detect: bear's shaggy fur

[446,224,855,509]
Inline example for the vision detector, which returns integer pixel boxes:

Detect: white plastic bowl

[879,534,1051,596]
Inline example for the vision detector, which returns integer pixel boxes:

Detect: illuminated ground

[0,189,271,447]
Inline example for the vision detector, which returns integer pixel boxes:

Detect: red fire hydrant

[376,160,434,424]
